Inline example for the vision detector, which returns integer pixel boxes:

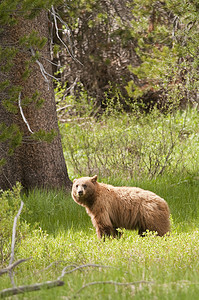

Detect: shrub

[61,107,199,180]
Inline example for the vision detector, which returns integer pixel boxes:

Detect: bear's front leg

[91,212,116,240]
[96,224,114,240]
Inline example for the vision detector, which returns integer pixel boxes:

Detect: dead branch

[23,261,75,281]
[9,200,24,287]
[56,104,73,112]
[0,200,66,298]
[63,77,78,97]
[58,263,110,280]
[0,195,111,298]
[72,280,154,298]
[0,258,31,277]
[18,92,34,134]
[50,5,83,66]
[30,47,59,90]
[58,117,92,123]
[0,280,64,298]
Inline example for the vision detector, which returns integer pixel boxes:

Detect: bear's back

[95,183,169,230]
[98,183,165,207]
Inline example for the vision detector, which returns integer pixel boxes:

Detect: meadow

[0,107,199,299]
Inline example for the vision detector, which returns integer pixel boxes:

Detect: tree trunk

[0,11,72,190]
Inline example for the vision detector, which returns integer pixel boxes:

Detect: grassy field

[1,175,199,299]
[1,108,199,299]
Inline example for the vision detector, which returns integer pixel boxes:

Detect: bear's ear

[91,175,97,183]
[73,178,77,183]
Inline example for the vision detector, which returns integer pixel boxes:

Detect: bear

[71,175,170,239]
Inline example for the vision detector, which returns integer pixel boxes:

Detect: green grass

[1,175,199,299]
[22,188,91,234]
[22,175,199,234]
[1,106,199,299]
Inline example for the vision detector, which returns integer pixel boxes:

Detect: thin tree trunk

[0,11,71,190]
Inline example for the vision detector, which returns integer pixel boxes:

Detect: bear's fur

[72,175,170,239]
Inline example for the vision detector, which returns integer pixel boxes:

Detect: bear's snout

[76,185,85,197]
[78,190,84,196]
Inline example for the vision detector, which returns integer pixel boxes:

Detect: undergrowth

[1,104,199,299]
[60,107,199,181]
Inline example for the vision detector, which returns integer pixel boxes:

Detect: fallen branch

[0,280,64,298]
[0,200,66,298]
[58,263,110,280]
[72,280,154,298]
[0,258,31,277]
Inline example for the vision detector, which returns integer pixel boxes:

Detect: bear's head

[71,175,98,206]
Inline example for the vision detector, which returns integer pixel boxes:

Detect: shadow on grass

[21,188,91,235]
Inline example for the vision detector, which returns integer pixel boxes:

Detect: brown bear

[72,175,170,239]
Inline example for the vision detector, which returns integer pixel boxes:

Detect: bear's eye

[76,184,79,188]
[83,184,87,189]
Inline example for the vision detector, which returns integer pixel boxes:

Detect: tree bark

[0,11,72,190]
